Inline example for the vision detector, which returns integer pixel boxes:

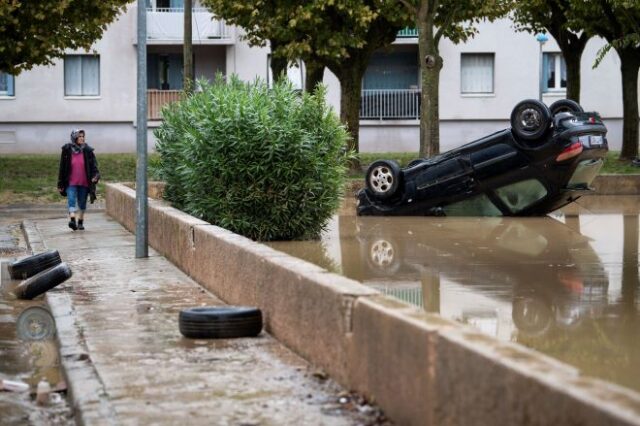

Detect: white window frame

[64,54,101,97]
[0,72,15,97]
[544,52,566,92]
[460,53,495,95]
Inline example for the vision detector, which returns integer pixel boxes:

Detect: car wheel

[8,250,62,280]
[16,306,56,341]
[512,296,553,338]
[549,99,583,116]
[366,160,401,200]
[14,262,72,300]
[179,306,263,339]
[510,99,552,141]
[367,237,401,274]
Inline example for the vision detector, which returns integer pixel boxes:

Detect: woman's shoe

[77,220,85,230]
[68,218,77,231]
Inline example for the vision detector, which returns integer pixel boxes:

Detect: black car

[357,99,609,216]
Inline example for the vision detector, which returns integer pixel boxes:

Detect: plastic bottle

[0,379,30,392]
[36,378,51,406]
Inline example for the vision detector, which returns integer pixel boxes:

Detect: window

[64,55,100,96]
[0,72,15,96]
[267,56,303,90]
[543,52,567,92]
[461,53,494,94]
[363,50,419,90]
[442,194,502,217]
[495,179,548,213]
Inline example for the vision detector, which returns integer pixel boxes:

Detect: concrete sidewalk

[26,213,387,425]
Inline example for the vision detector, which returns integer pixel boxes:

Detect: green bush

[154,76,349,241]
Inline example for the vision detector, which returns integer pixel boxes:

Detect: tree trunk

[305,62,325,93]
[563,49,582,103]
[269,40,287,84]
[183,0,193,95]
[618,50,640,160]
[418,15,442,157]
[338,65,364,168]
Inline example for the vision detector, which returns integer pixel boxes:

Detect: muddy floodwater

[268,195,640,394]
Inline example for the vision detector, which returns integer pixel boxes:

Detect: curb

[22,220,119,426]
[105,182,640,426]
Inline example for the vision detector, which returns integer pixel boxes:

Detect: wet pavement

[0,208,74,425]
[15,211,389,425]
[268,195,640,394]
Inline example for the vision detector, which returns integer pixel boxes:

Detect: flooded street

[268,195,640,394]
[0,209,73,425]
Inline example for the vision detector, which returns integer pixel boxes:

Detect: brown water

[268,196,640,394]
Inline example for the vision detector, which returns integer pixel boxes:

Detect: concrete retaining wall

[106,182,640,426]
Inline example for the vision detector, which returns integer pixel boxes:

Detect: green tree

[570,0,640,160]
[399,0,512,157]
[203,0,411,166]
[513,0,591,103]
[0,0,131,74]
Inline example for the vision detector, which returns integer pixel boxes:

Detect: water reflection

[270,211,640,392]
[16,306,56,341]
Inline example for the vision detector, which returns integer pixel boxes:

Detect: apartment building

[0,2,632,154]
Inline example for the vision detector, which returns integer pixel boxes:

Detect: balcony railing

[146,7,230,41]
[148,90,182,120]
[397,27,418,38]
[360,89,421,120]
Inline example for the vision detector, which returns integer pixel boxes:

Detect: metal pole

[136,0,148,258]
[536,33,548,102]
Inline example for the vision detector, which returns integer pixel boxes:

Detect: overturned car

[357,99,608,216]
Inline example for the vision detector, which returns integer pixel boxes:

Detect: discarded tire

[179,306,263,339]
[16,306,56,341]
[8,250,62,280]
[14,263,72,300]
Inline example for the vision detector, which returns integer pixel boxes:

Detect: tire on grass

[179,306,263,339]
[14,263,72,300]
[8,250,62,280]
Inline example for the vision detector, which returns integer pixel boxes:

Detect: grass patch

[0,153,160,204]
[0,151,637,204]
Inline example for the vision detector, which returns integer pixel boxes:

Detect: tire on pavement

[8,250,62,280]
[179,306,263,339]
[365,160,402,200]
[510,99,552,141]
[549,99,584,116]
[14,262,73,300]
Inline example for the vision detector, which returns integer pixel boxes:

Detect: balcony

[397,27,418,38]
[360,89,421,120]
[146,7,233,44]
[148,90,182,120]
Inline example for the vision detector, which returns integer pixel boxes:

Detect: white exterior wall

[0,14,635,154]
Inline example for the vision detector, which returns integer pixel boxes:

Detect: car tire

[8,250,62,280]
[549,99,584,116]
[366,160,401,200]
[14,263,72,300]
[16,306,56,341]
[510,99,552,141]
[179,306,263,339]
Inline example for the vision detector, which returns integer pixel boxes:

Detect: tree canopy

[399,0,512,156]
[569,0,640,159]
[512,0,591,102]
[0,0,131,74]
[204,0,411,162]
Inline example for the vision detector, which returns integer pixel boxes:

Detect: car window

[442,194,502,216]
[495,179,548,213]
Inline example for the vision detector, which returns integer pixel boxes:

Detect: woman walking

[58,129,100,230]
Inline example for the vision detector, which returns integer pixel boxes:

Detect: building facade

[0,3,634,154]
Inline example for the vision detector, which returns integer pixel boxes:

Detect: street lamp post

[536,33,549,102]
[136,0,148,258]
